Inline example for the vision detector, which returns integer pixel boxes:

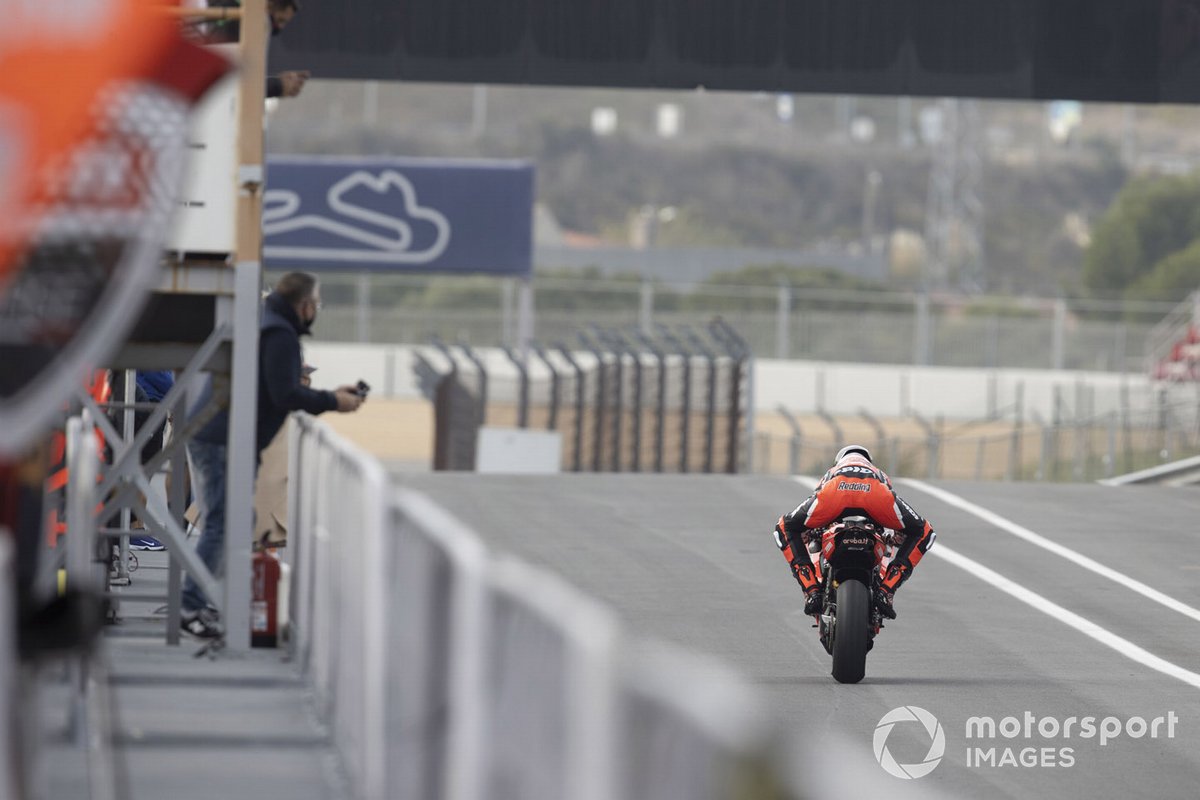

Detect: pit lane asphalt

[394,472,1200,799]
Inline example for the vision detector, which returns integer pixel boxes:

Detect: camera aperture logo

[874,706,946,779]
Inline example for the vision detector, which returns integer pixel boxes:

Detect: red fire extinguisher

[251,549,281,648]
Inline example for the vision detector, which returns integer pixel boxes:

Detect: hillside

[265,81,1200,294]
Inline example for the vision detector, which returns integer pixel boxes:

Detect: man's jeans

[182,439,227,613]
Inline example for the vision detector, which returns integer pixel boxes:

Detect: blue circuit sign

[263,156,533,276]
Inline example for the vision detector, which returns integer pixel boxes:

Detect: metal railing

[287,413,786,800]
[1143,289,1200,373]
[758,394,1200,482]
[291,271,1176,372]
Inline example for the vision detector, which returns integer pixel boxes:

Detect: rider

[772,445,935,620]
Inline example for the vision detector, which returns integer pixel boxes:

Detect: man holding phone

[182,271,363,638]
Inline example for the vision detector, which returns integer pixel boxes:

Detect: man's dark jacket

[196,292,337,452]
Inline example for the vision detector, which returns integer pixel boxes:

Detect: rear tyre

[831,579,870,684]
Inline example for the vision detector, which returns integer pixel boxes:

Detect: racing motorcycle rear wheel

[831,579,870,684]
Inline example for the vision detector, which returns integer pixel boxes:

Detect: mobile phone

[355,380,371,398]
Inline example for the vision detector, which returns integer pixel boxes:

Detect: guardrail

[1097,454,1200,487]
[287,413,786,800]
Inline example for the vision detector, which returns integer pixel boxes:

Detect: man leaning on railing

[182,272,364,639]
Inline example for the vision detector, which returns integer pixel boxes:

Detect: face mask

[300,306,317,333]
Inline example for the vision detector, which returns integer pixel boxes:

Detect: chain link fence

[294,272,1174,373]
[755,391,1200,482]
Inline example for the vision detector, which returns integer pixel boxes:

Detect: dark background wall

[270,0,1200,104]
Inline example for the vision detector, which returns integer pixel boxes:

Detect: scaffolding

[82,0,268,653]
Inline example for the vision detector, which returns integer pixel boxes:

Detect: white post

[913,293,931,365]
[501,278,515,347]
[775,283,791,360]
[1051,298,1067,370]
[516,277,535,356]
[639,279,654,335]
[355,272,370,343]
[224,0,267,653]
[223,262,259,652]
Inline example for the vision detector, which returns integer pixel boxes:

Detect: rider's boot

[792,560,824,615]
[876,563,910,620]
[775,519,824,615]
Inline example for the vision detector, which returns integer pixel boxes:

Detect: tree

[1125,238,1200,301]
[1083,174,1200,296]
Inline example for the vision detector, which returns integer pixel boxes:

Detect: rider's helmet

[835,444,873,463]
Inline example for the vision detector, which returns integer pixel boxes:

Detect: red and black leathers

[773,455,935,606]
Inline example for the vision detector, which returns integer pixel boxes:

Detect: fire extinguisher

[251,549,281,647]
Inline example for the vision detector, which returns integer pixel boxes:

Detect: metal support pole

[777,405,804,475]
[578,333,607,472]
[516,277,535,356]
[776,283,791,360]
[637,332,668,473]
[65,416,100,595]
[659,328,692,473]
[595,330,624,472]
[502,346,530,429]
[1120,379,1133,474]
[1051,298,1067,370]
[532,344,561,431]
[452,340,489,426]
[684,329,718,473]
[355,272,371,343]
[501,279,515,347]
[857,408,887,467]
[166,396,185,645]
[116,371,137,586]
[639,280,654,335]
[222,0,268,653]
[223,261,260,652]
[708,318,752,474]
[1157,387,1169,460]
[913,292,932,366]
[816,410,844,449]
[910,411,939,480]
[1006,381,1024,481]
[613,331,645,472]
[556,344,587,472]
[1105,412,1118,479]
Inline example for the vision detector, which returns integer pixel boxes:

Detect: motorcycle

[810,515,892,684]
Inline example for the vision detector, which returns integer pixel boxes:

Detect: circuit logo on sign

[263,170,451,264]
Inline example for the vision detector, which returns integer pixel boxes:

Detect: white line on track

[899,478,1200,625]
[931,543,1200,692]
[789,476,1200,692]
